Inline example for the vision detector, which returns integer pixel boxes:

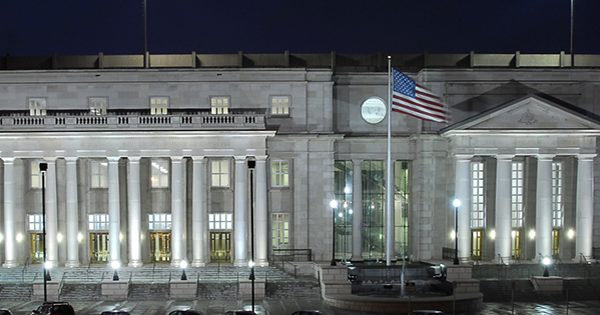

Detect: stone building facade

[0,53,598,268]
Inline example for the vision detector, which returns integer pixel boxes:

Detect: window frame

[88,214,110,231]
[88,97,108,115]
[271,212,290,249]
[209,213,233,230]
[210,96,230,115]
[211,159,230,188]
[270,160,290,187]
[270,95,290,117]
[30,160,43,189]
[28,97,47,116]
[150,158,170,188]
[149,96,169,115]
[148,213,172,231]
[90,159,108,189]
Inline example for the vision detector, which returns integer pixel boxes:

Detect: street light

[452,198,461,265]
[111,260,121,281]
[330,199,338,266]
[542,257,552,277]
[180,260,188,281]
[247,160,256,314]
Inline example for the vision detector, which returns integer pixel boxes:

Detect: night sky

[1,0,600,55]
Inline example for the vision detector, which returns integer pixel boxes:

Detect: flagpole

[385,56,394,266]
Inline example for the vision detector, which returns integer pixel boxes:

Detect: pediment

[442,95,600,135]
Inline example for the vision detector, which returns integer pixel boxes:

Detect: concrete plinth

[169,280,198,299]
[101,280,129,300]
[318,265,352,297]
[32,281,60,301]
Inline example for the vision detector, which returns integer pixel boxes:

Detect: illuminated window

[28,215,43,231]
[271,96,290,116]
[150,96,169,115]
[210,96,230,115]
[28,97,47,116]
[90,159,108,188]
[511,161,524,228]
[551,162,563,228]
[89,97,108,115]
[151,159,169,188]
[211,159,230,187]
[470,161,485,228]
[148,214,172,230]
[209,213,233,230]
[271,160,289,187]
[272,213,289,249]
[88,214,109,231]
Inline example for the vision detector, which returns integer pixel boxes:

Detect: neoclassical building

[0,52,598,268]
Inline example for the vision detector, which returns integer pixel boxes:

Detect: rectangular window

[470,161,485,229]
[271,160,289,187]
[28,214,43,231]
[88,214,109,231]
[89,97,108,115]
[334,160,353,260]
[271,96,290,116]
[90,160,108,188]
[362,160,385,259]
[148,213,172,230]
[151,159,170,188]
[552,229,560,257]
[208,213,233,230]
[31,161,43,189]
[150,96,169,115]
[272,213,289,249]
[511,161,524,228]
[394,161,410,258]
[211,159,230,187]
[28,97,47,116]
[210,96,230,115]
[551,162,563,228]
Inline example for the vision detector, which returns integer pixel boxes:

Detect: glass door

[471,229,483,260]
[89,232,109,262]
[210,232,231,263]
[150,232,171,262]
[30,233,44,263]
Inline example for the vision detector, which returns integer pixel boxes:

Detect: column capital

[253,155,268,161]
[495,154,515,161]
[576,153,596,161]
[44,157,58,163]
[107,156,121,163]
[536,154,556,161]
[2,157,15,164]
[127,156,142,163]
[64,157,78,163]
[191,156,205,162]
[351,158,363,164]
[454,154,473,161]
[234,156,247,162]
[170,156,185,162]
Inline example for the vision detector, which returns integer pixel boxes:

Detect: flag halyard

[391,69,449,123]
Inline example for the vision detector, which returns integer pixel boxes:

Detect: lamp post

[180,260,188,281]
[542,257,552,277]
[39,162,49,302]
[111,260,120,281]
[247,160,256,314]
[330,199,338,266]
[452,199,461,265]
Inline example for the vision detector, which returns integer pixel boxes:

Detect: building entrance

[90,232,109,262]
[471,229,483,260]
[210,232,231,262]
[30,233,44,263]
[150,232,171,262]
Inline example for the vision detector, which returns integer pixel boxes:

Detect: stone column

[234,157,248,266]
[576,154,595,260]
[535,155,554,260]
[3,158,17,267]
[127,157,142,267]
[45,158,59,266]
[255,156,268,266]
[170,156,185,267]
[107,157,121,264]
[65,157,80,267]
[351,159,363,261]
[192,157,208,267]
[495,155,513,263]
[454,155,472,261]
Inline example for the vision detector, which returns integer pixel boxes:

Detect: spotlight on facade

[542,257,552,277]
[489,230,496,240]
[16,233,23,243]
[180,260,188,280]
[77,232,84,243]
[528,229,536,240]
[0,233,3,243]
[56,233,63,243]
[567,229,575,239]
[111,261,121,281]
[44,261,52,281]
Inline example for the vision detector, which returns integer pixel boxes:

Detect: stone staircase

[59,283,101,300]
[128,283,170,300]
[0,283,33,300]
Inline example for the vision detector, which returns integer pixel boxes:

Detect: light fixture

[567,229,575,239]
[111,261,121,281]
[180,260,188,280]
[528,229,536,240]
[0,233,4,243]
[542,257,552,277]
[489,230,496,240]
[77,232,84,243]
[344,186,351,194]
[450,231,456,240]
[56,233,63,243]
[16,233,23,243]
[338,212,343,218]
[452,199,462,208]
[511,231,516,239]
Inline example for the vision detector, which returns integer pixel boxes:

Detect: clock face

[360,97,387,124]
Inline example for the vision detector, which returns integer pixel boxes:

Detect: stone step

[128,283,169,300]
[0,284,32,301]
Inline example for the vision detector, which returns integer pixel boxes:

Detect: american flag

[391,68,448,123]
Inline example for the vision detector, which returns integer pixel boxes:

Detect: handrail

[579,252,591,264]
[21,256,30,283]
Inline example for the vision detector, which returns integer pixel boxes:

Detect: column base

[128,260,143,267]
[234,259,247,267]
[2,261,18,268]
[350,255,364,262]
[256,259,269,267]
[65,261,80,268]
[192,260,206,267]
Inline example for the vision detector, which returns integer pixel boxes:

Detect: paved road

[2,299,600,315]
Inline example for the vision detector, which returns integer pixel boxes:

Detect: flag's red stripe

[392,106,447,122]
[392,102,447,122]
[393,94,447,115]
[415,86,441,100]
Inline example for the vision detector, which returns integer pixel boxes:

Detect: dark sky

[1,0,600,55]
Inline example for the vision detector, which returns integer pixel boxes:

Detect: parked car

[168,310,204,315]
[223,311,255,315]
[290,311,324,315]
[408,311,445,315]
[100,311,131,315]
[0,309,13,315]
[241,305,268,315]
[31,302,75,315]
